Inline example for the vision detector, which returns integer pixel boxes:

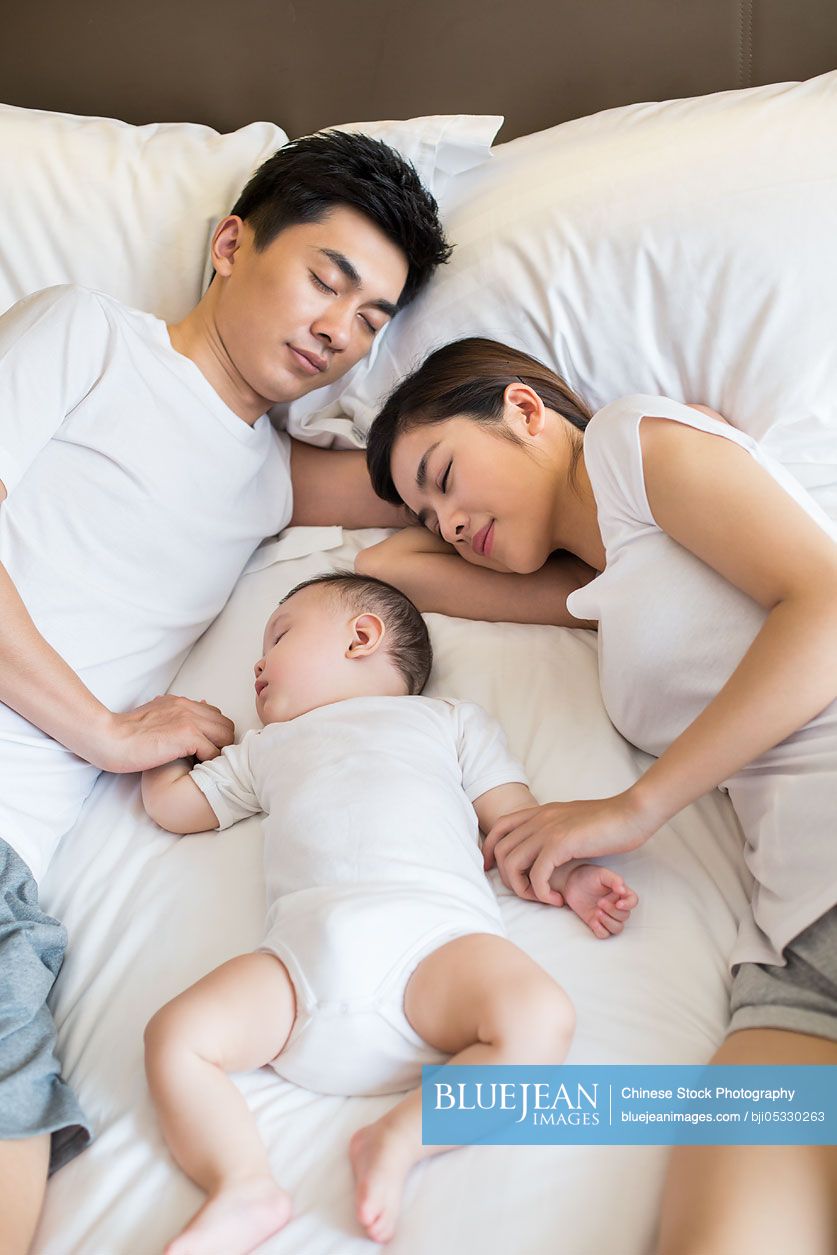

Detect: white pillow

[0,105,501,325]
[0,105,287,322]
[285,73,837,505]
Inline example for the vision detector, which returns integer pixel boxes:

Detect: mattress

[33,527,752,1255]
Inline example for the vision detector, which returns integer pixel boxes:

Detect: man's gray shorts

[0,838,91,1173]
[729,906,837,1043]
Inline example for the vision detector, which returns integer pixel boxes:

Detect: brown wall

[3,1,836,140]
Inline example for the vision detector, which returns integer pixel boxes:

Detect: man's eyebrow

[317,248,398,319]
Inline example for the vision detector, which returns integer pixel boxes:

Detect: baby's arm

[142,759,220,835]
[474,783,638,936]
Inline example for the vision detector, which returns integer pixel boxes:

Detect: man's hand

[93,696,235,773]
[483,792,654,906]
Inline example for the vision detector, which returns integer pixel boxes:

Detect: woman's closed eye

[438,461,452,493]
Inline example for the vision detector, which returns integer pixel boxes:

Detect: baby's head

[254,572,432,724]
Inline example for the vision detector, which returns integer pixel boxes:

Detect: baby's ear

[346,612,386,658]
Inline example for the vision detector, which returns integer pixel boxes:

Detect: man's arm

[356,527,598,628]
[141,759,220,834]
[0,558,235,772]
[289,440,408,528]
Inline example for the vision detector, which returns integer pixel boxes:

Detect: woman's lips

[473,520,495,557]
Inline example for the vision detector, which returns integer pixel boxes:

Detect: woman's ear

[346,613,386,658]
[503,381,546,437]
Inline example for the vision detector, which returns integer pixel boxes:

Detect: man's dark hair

[281,571,432,695]
[230,131,453,309]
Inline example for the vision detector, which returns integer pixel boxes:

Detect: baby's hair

[280,572,432,695]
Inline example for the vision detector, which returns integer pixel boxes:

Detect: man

[0,129,451,1252]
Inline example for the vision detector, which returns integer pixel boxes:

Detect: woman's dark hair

[229,131,452,309]
[281,572,432,696]
[366,338,592,505]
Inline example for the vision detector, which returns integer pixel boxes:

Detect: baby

[141,572,638,1254]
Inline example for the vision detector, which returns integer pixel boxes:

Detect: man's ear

[346,613,386,658]
[210,215,247,278]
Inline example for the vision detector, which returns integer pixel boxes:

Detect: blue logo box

[421,1065,837,1146]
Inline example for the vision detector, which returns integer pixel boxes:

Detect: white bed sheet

[34,528,752,1255]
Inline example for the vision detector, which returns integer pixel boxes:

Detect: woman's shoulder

[581,394,738,529]
[588,393,709,431]
[585,395,750,467]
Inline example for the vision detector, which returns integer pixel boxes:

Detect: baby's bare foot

[349,1119,415,1244]
[164,1175,292,1255]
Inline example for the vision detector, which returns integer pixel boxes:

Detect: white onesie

[190,695,527,1095]
[566,396,837,970]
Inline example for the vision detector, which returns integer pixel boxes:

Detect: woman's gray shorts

[729,906,837,1043]
[0,838,91,1174]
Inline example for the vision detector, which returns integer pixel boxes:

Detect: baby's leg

[350,933,574,1243]
[144,952,296,1255]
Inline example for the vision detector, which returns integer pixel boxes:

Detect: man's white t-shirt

[192,696,529,935]
[0,285,292,881]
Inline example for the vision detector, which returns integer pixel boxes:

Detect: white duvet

[34,529,752,1255]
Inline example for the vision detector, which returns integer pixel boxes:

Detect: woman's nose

[440,507,468,545]
[254,659,264,677]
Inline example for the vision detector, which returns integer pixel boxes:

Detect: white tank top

[567,395,837,967]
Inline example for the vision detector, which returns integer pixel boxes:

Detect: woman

[358,338,837,1255]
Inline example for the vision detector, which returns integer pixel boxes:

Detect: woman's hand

[483,791,655,905]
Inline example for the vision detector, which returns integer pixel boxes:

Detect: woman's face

[389,406,562,575]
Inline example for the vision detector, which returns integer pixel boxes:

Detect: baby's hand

[562,865,638,940]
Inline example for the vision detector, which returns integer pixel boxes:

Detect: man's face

[212,205,409,407]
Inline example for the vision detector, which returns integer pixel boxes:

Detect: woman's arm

[484,417,837,899]
[355,527,598,627]
[629,415,837,828]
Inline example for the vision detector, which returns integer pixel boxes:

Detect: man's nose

[313,302,352,352]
